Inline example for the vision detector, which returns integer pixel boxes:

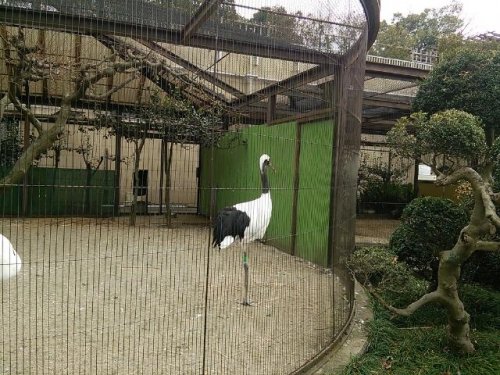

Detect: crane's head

[259,154,274,173]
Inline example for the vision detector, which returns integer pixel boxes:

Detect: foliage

[386,111,429,160]
[342,286,500,375]
[370,3,464,60]
[438,33,500,62]
[463,252,500,290]
[413,50,500,134]
[388,110,485,173]
[357,158,413,216]
[422,109,486,161]
[389,197,468,279]
[347,246,426,301]
[251,6,302,44]
[345,245,500,374]
[0,118,22,169]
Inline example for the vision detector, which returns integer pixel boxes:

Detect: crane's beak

[268,161,275,172]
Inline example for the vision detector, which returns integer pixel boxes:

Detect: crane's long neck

[261,169,270,194]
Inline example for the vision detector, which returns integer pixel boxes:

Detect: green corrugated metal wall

[295,121,334,265]
[0,167,115,216]
[199,119,334,266]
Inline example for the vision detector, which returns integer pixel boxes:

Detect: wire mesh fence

[0,1,375,373]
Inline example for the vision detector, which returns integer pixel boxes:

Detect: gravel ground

[0,217,347,375]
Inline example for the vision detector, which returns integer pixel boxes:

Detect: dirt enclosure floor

[0,216,347,375]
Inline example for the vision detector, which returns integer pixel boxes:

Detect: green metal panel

[0,167,22,216]
[199,123,296,252]
[295,120,334,266]
[199,118,335,266]
[0,167,115,217]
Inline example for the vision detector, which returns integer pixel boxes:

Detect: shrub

[348,246,426,301]
[462,251,500,290]
[389,197,468,280]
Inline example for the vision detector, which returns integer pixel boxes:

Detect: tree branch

[370,288,441,317]
[9,94,43,134]
[475,240,500,252]
[435,167,481,187]
[0,93,10,120]
[490,192,500,205]
[86,74,137,101]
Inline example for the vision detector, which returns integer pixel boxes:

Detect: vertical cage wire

[0,1,376,374]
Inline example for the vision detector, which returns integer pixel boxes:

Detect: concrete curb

[304,281,373,375]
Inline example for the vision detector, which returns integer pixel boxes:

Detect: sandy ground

[0,216,349,375]
[355,217,400,245]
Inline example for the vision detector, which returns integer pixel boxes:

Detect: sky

[380,0,499,36]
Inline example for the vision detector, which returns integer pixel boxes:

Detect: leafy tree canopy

[388,109,486,171]
[413,50,500,134]
[370,2,464,60]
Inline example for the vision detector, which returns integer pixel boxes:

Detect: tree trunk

[436,249,475,353]
[164,143,174,227]
[84,163,92,216]
[375,169,499,353]
[130,148,141,227]
[0,103,71,192]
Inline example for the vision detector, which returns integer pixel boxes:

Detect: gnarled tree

[380,109,500,353]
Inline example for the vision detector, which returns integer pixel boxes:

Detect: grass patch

[342,284,500,375]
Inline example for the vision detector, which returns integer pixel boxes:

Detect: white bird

[1,234,22,281]
[213,154,273,305]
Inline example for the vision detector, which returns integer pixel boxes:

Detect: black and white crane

[1,234,22,281]
[213,154,273,305]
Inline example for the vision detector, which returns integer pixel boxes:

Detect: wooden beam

[363,97,411,110]
[138,39,243,98]
[231,65,332,109]
[365,61,429,81]
[290,122,302,256]
[0,6,338,65]
[266,94,276,124]
[180,0,223,43]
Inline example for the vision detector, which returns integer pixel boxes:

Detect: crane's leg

[241,242,251,306]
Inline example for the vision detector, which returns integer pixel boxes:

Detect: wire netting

[0,1,373,373]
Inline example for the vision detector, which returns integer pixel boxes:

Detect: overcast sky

[380,0,498,35]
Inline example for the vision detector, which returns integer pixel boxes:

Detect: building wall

[24,122,199,207]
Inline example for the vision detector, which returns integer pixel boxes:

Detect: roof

[0,0,425,135]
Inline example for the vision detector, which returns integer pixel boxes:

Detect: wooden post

[267,94,276,124]
[413,159,420,197]
[327,75,342,269]
[159,139,165,215]
[113,132,121,216]
[290,122,302,256]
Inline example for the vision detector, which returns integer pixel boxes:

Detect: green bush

[462,251,500,290]
[359,180,413,217]
[389,197,468,280]
[348,246,426,302]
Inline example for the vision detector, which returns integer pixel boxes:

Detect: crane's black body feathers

[212,207,251,248]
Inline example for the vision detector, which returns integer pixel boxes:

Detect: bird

[0,233,22,281]
[213,154,274,305]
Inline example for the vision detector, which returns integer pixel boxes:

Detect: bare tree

[99,90,223,226]
[0,27,158,193]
